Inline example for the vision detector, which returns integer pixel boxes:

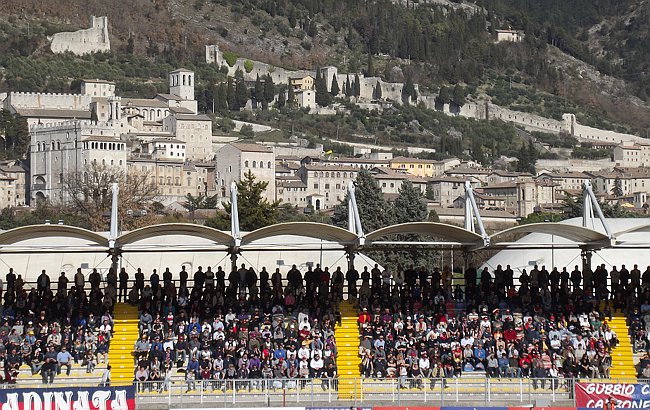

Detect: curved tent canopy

[116,223,234,247]
[614,223,650,237]
[491,223,609,245]
[0,224,108,247]
[241,222,358,246]
[366,222,483,244]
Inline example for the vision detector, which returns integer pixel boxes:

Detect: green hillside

[0,0,649,160]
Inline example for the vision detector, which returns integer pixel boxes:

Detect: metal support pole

[347,251,356,272]
[110,252,119,281]
[582,249,593,274]
[230,252,238,274]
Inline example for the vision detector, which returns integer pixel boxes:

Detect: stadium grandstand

[1,182,650,410]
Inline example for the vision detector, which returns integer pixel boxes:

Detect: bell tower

[169,68,195,101]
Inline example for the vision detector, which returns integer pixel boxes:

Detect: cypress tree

[234,70,249,110]
[373,80,382,100]
[353,73,361,97]
[330,74,340,96]
[254,74,263,109]
[315,69,331,107]
[263,74,275,109]
[226,77,236,110]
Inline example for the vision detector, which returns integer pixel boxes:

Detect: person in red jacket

[358,308,371,324]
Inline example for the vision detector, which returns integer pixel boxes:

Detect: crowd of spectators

[4,259,650,388]
[353,263,650,387]
[127,264,341,392]
[0,267,115,384]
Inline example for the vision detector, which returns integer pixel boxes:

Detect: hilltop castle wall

[49,16,110,55]
[205,45,647,145]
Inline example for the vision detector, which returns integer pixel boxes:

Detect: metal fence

[133,376,588,408]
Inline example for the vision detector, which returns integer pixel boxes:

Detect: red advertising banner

[576,382,650,408]
[0,386,136,410]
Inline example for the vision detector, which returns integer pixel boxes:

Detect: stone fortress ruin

[49,16,110,55]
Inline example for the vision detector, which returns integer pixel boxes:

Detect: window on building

[267,161,271,168]
[325,184,330,189]
[314,184,319,189]
[245,161,249,167]
[252,161,257,168]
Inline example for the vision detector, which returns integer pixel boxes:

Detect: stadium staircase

[335,300,361,399]
[608,310,637,381]
[108,302,140,385]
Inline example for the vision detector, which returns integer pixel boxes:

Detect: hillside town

[1,17,650,226]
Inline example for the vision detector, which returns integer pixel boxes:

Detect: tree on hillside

[373,81,382,100]
[233,69,249,111]
[226,78,236,110]
[207,170,280,231]
[516,141,537,174]
[263,74,276,109]
[126,37,135,54]
[62,162,159,231]
[331,169,394,233]
[215,83,228,112]
[436,86,450,107]
[367,54,375,77]
[452,84,466,107]
[287,85,296,106]
[330,74,340,96]
[353,73,361,97]
[315,69,332,107]
[345,75,352,97]
[402,76,417,104]
[254,74,264,109]
[471,136,485,165]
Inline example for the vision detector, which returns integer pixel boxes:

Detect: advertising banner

[576,382,650,408]
[0,385,136,410]
[376,407,439,410]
